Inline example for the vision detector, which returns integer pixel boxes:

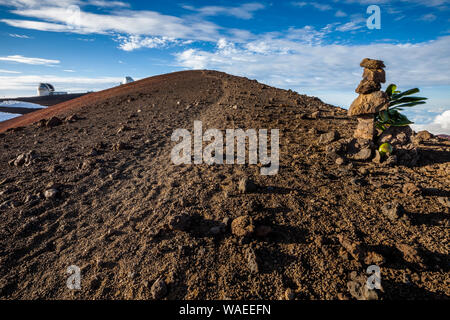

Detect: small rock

[222,217,231,228]
[335,157,345,165]
[319,130,339,144]
[372,150,381,164]
[245,247,259,273]
[231,215,254,237]
[308,128,318,135]
[44,189,58,200]
[284,288,295,300]
[414,130,433,142]
[310,111,320,119]
[238,178,257,194]
[402,183,420,196]
[381,202,404,221]
[150,278,167,299]
[437,197,450,208]
[65,114,80,123]
[112,141,130,151]
[46,117,62,128]
[347,277,379,300]
[353,148,372,161]
[382,155,397,166]
[117,125,130,134]
[338,234,365,261]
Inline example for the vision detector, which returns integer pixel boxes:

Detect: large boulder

[348,91,389,116]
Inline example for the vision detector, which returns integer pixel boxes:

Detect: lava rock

[238,178,257,194]
[284,288,295,300]
[310,111,320,119]
[338,234,365,261]
[402,183,420,196]
[44,189,58,200]
[319,130,339,144]
[381,202,404,221]
[353,148,372,161]
[360,58,385,69]
[335,157,345,165]
[348,91,389,116]
[355,79,381,94]
[347,273,379,300]
[112,141,130,151]
[362,68,386,83]
[46,117,62,128]
[372,150,381,164]
[245,247,259,273]
[231,216,254,237]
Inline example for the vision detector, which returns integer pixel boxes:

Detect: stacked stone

[348,58,389,140]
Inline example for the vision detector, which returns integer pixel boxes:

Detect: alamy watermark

[171,121,279,175]
[367,5,381,30]
[366,265,381,290]
[66,265,81,290]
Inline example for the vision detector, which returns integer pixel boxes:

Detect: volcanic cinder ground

[0,70,448,300]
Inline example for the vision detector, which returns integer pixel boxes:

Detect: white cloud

[292,2,333,11]
[0,2,221,41]
[117,35,182,51]
[87,0,129,8]
[182,3,265,19]
[412,110,450,135]
[0,55,59,65]
[0,74,122,95]
[0,69,21,74]
[419,13,437,22]
[63,69,75,72]
[9,33,31,38]
[335,10,347,17]
[344,0,449,8]
[176,35,450,93]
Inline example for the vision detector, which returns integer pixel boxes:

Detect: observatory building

[121,76,134,85]
[37,83,68,96]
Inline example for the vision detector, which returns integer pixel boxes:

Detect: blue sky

[0,0,449,133]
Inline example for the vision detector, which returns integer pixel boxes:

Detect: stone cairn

[348,58,389,140]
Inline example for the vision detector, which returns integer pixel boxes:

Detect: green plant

[375,84,427,131]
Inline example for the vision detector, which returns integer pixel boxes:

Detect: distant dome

[122,76,134,85]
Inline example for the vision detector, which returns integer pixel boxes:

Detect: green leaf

[391,88,420,100]
[394,101,427,108]
[390,97,427,106]
[385,84,397,98]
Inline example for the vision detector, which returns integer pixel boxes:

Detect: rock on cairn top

[360,58,385,69]
[348,58,389,140]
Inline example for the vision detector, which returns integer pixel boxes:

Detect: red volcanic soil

[0,70,448,300]
[0,73,181,133]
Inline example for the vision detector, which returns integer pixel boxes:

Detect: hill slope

[0,70,448,300]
